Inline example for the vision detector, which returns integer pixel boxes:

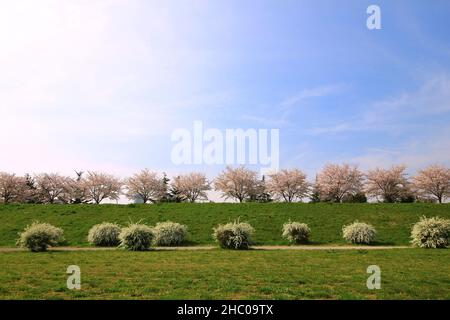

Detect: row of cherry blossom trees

[0,164,449,204]
[215,164,450,204]
[0,170,211,205]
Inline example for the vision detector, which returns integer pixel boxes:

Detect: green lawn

[0,249,448,299]
[0,203,449,246]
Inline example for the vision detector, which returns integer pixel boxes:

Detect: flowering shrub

[153,221,188,246]
[88,222,121,247]
[282,221,311,244]
[17,221,64,252]
[342,221,376,244]
[212,220,254,249]
[411,216,450,248]
[119,223,154,251]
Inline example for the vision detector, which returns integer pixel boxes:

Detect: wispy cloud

[279,84,347,109]
[242,83,346,127]
[240,114,289,126]
[364,74,450,124]
[308,123,354,135]
[309,74,450,136]
[349,128,450,172]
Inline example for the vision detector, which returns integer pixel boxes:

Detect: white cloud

[309,74,450,136]
[279,84,346,109]
[349,128,450,172]
[241,83,346,127]
[363,74,450,125]
[308,123,353,135]
[240,114,289,127]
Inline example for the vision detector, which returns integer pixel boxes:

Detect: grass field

[0,249,448,299]
[1,204,449,300]
[0,203,449,247]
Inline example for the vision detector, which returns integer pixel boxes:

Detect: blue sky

[1,0,450,183]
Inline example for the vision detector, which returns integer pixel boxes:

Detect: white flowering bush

[153,221,188,246]
[282,221,311,244]
[119,223,154,251]
[212,220,254,249]
[17,221,64,252]
[411,216,450,248]
[88,222,121,247]
[342,221,376,244]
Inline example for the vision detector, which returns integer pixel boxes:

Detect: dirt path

[0,245,411,252]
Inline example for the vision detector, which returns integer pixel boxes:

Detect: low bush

[282,221,311,244]
[153,221,188,246]
[119,223,154,251]
[411,216,450,248]
[88,222,121,247]
[342,221,376,244]
[17,221,64,252]
[212,220,254,249]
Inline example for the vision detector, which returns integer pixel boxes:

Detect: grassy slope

[0,249,448,299]
[0,203,449,246]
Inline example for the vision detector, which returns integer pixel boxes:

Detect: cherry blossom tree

[316,163,364,203]
[266,169,309,202]
[83,171,122,204]
[247,175,272,203]
[21,174,38,203]
[65,170,89,204]
[125,169,166,204]
[365,165,410,203]
[0,172,26,204]
[413,164,450,203]
[34,173,73,204]
[171,172,210,202]
[214,166,259,203]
